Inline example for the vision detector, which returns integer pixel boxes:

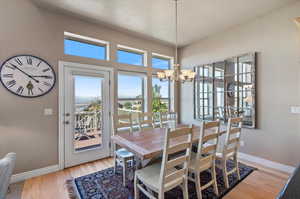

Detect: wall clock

[0,55,56,98]
[227,82,235,98]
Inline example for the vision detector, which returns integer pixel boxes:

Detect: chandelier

[157,0,195,82]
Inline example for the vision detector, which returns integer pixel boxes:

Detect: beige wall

[179,1,300,167]
[0,0,174,174]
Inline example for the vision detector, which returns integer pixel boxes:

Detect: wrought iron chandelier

[157,0,195,82]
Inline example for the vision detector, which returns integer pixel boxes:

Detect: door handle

[65,113,70,117]
[64,121,70,125]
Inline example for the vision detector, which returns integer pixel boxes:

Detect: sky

[66,39,169,99]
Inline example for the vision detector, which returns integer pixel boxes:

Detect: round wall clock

[0,55,56,98]
[227,82,235,98]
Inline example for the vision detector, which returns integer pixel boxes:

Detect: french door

[62,64,111,168]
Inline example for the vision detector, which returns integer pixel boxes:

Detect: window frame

[64,32,110,60]
[117,44,147,67]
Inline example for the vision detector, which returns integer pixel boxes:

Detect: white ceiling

[32,0,298,46]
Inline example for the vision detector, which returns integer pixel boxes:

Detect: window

[117,45,145,66]
[152,56,171,70]
[152,77,170,113]
[118,73,147,123]
[64,32,108,60]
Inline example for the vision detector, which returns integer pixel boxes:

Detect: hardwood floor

[21,158,289,199]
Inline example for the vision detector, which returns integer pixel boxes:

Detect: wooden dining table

[111,124,227,162]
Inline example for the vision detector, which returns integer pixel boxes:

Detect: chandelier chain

[156,0,195,82]
[175,0,178,67]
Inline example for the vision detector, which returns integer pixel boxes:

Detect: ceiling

[32,0,298,46]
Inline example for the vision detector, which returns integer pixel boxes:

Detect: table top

[111,124,226,160]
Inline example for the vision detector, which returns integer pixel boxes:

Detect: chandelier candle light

[157,0,195,82]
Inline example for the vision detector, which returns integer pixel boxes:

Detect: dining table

[111,124,227,166]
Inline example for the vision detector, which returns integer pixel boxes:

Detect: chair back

[195,121,220,169]
[159,112,178,128]
[113,114,133,135]
[223,117,243,158]
[159,127,193,191]
[137,112,154,131]
[0,153,16,199]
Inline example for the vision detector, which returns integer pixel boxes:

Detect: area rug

[66,160,256,199]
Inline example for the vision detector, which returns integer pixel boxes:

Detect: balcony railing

[75,111,101,133]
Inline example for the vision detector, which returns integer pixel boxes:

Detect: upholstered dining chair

[188,121,220,199]
[216,117,243,188]
[0,152,16,199]
[134,127,193,199]
[113,114,135,186]
[137,112,155,131]
[158,112,178,128]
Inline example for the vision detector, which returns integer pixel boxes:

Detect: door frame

[58,61,114,170]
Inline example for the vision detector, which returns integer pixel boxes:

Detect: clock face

[0,55,56,98]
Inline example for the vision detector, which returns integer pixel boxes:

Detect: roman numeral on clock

[38,87,44,93]
[16,86,24,94]
[15,58,23,66]
[5,64,16,70]
[28,88,34,96]
[37,61,42,67]
[26,57,32,65]
[43,82,51,87]
[42,68,50,73]
[2,74,13,78]
[6,80,16,88]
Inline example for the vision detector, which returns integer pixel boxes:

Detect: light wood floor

[21,158,289,199]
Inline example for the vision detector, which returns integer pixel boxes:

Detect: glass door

[63,65,110,168]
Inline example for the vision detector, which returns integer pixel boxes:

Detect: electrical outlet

[44,108,53,116]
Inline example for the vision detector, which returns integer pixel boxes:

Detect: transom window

[64,32,109,60]
[152,56,171,70]
[117,45,145,66]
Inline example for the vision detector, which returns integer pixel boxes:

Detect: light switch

[44,108,53,116]
[290,106,300,114]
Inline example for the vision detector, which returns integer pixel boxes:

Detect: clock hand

[11,64,40,83]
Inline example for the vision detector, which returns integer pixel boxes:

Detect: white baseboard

[9,153,295,184]
[10,164,60,184]
[238,152,295,174]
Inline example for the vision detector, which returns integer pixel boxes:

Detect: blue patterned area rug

[66,160,256,199]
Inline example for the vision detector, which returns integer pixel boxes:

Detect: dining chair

[113,114,135,186]
[159,112,178,128]
[216,117,243,188]
[137,112,155,131]
[134,127,193,199]
[188,121,220,199]
[0,152,16,199]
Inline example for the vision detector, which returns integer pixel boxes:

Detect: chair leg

[211,165,219,196]
[158,191,164,199]
[123,159,127,187]
[222,159,229,188]
[182,179,189,199]
[195,173,202,199]
[234,155,241,180]
[134,174,139,199]
[114,154,117,173]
